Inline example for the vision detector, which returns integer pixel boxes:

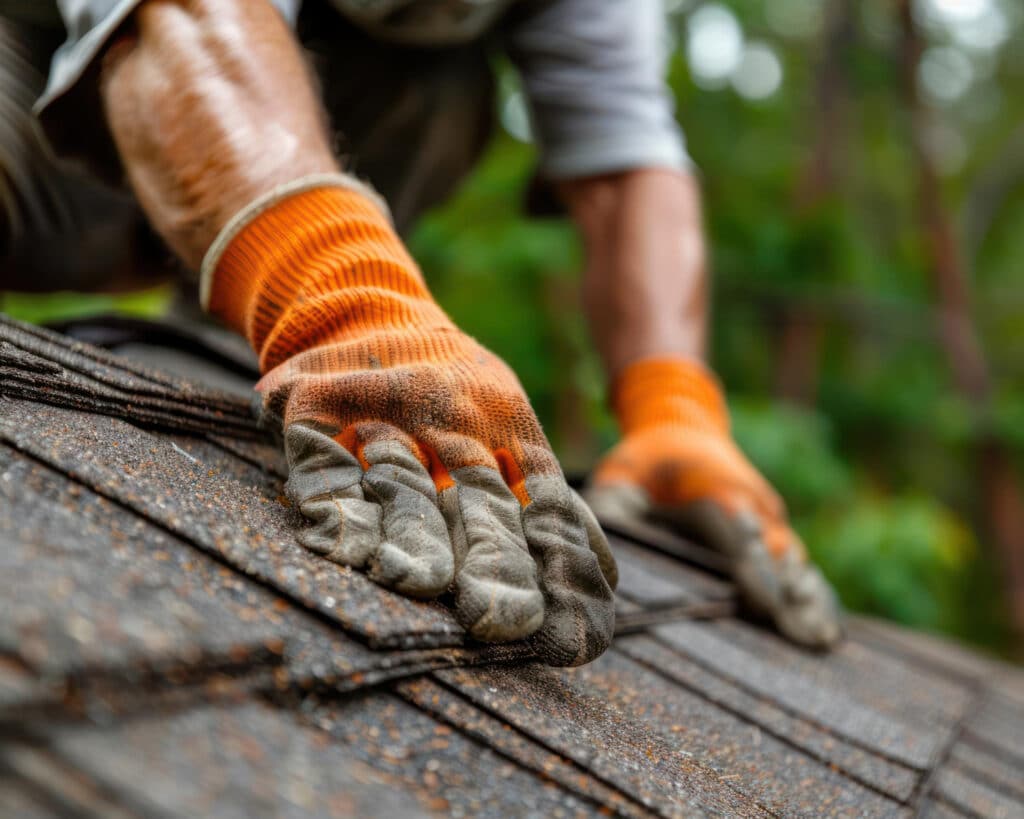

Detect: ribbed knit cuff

[612,357,730,436]
[200,173,391,311]
[203,179,441,372]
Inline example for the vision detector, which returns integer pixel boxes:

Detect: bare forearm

[100,0,338,270]
[559,169,708,378]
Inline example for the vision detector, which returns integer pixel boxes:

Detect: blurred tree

[897,0,1024,643]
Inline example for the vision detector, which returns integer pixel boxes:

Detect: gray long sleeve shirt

[40,0,689,178]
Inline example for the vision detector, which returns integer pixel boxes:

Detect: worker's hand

[205,181,616,666]
[260,335,617,665]
[584,358,840,649]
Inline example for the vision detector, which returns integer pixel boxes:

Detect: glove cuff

[200,173,391,308]
[611,357,730,436]
[203,176,445,373]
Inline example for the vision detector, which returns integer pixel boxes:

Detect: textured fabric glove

[584,357,840,648]
[204,181,616,666]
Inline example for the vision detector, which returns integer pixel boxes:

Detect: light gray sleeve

[505,0,691,179]
[36,0,303,115]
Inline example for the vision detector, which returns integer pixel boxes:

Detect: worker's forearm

[100,0,338,270]
[559,169,708,379]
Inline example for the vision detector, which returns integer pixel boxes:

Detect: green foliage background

[5,0,1021,655]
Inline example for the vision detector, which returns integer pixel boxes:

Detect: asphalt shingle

[0,312,1021,818]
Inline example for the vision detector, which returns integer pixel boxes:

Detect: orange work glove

[203,178,616,666]
[585,357,840,648]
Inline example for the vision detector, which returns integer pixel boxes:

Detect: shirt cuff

[537,133,693,180]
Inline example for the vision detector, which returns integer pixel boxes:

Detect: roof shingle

[0,313,1021,818]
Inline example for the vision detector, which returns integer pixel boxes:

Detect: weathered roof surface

[1,312,1022,818]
